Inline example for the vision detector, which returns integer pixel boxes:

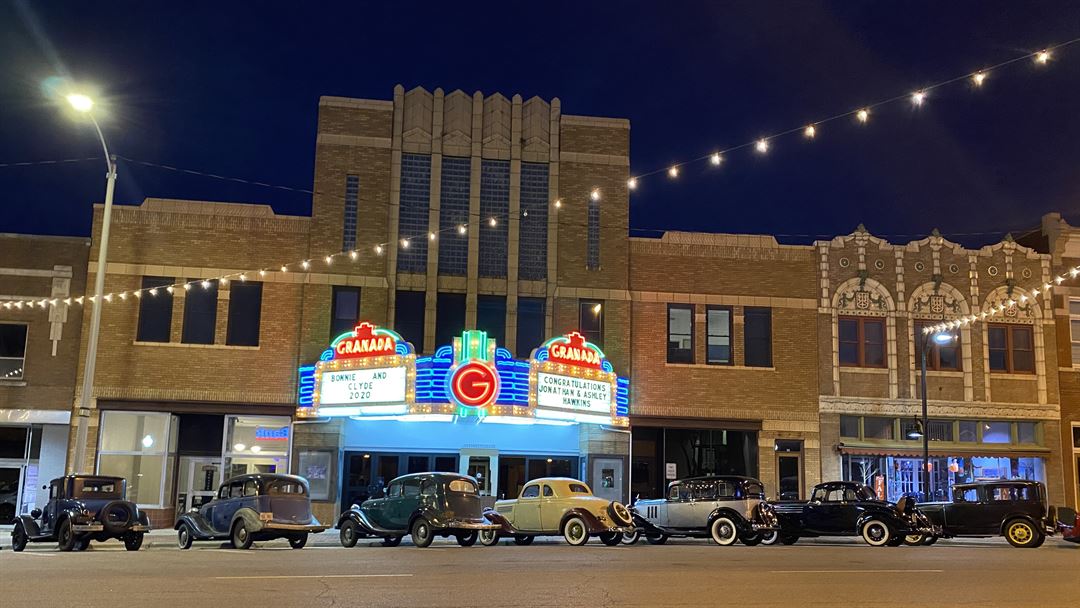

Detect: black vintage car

[337,472,498,548]
[913,480,1056,548]
[10,475,150,552]
[175,473,327,549]
[771,481,935,546]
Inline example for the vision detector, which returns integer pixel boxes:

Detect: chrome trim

[71,524,104,532]
[263,522,329,532]
[445,520,501,530]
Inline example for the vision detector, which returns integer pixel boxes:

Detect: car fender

[708,507,749,532]
[482,508,515,534]
[855,509,903,533]
[560,508,604,534]
[175,511,217,539]
[231,507,266,534]
[999,513,1041,536]
[15,515,42,537]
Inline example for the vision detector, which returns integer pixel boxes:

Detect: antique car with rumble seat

[626,476,779,546]
[337,472,498,548]
[481,477,635,546]
[175,473,326,549]
[912,480,1056,548]
[771,481,935,546]
[10,475,150,552]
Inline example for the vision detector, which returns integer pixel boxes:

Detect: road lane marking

[215,574,414,580]
[770,569,944,574]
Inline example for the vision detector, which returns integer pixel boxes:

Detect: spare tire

[608,501,633,526]
[100,501,135,535]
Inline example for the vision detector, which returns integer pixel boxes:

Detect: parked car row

[8,473,1072,552]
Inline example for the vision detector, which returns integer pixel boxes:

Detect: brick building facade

[0,233,89,522]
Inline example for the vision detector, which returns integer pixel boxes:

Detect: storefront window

[97,411,170,507]
[982,422,1011,444]
[842,454,1046,502]
[223,416,290,479]
[863,417,894,440]
[297,451,331,501]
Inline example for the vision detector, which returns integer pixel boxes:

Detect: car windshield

[72,478,123,499]
[267,480,307,496]
[448,479,477,494]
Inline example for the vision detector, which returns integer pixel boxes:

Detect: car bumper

[444,520,501,531]
[71,523,104,533]
[262,522,329,533]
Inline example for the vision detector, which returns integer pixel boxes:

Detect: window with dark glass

[438,156,470,276]
[1016,422,1037,444]
[706,306,732,365]
[839,415,860,438]
[0,324,28,380]
[516,297,546,357]
[394,290,426,353]
[435,292,466,350]
[988,324,1034,373]
[743,307,772,367]
[914,320,960,371]
[958,421,978,442]
[863,417,894,440]
[342,174,359,251]
[136,276,174,343]
[667,304,693,364]
[838,316,885,368]
[579,300,604,349]
[518,162,549,280]
[397,154,431,274]
[587,196,600,270]
[479,159,509,278]
[928,420,954,442]
[182,279,218,344]
[330,286,361,338]
[477,295,506,347]
[226,281,262,346]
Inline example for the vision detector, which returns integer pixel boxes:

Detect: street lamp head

[932,332,956,345]
[66,93,94,113]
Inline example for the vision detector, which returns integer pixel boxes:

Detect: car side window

[991,487,1016,501]
[243,480,258,497]
[386,482,402,498]
[668,485,680,500]
[402,480,420,498]
[218,485,229,499]
[50,482,61,500]
[825,489,846,502]
[956,488,978,503]
[811,487,827,502]
[844,488,859,502]
[521,484,540,498]
[230,482,245,498]
[542,485,554,498]
[420,480,435,496]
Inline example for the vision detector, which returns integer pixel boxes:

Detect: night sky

[1,1,1078,246]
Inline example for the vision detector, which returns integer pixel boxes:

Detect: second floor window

[516,297,546,357]
[579,300,604,349]
[988,324,1034,374]
[136,276,174,343]
[182,279,218,344]
[706,306,732,365]
[330,286,361,338]
[838,316,885,368]
[914,320,960,371]
[226,282,263,347]
[1070,298,1080,365]
[0,323,27,380]
[743,307,772,367]
[667,304,693,364]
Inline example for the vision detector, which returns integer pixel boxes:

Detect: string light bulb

[259,270,266,277]
[375,244,383,255]
[710,152,723,165]
[668,166,679,178]
[183,283,192,291]
[590,188,601,201]
[911,91,926,106]
[458,224,467,234]
[856,108,870,123]
[489,217,497,227]
[804,125,816,139]
[972,71,987,87]
[627,177,638,190]
[429,232,436,241]
[755,139,769,154]
[301,260,310,270]
[325,255,333,264]
[239,273,247,282]
[133,291,142,299]
[280,265,288,273]
[349,250,358,260]
[201,280,211,289]
[166,286,174,295]
[553,199,562,209]
[1035,50,1050,64]
[400,239,409,249]
[149,288,158,297]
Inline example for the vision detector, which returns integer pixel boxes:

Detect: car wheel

[903,534,927,546]
[922,535,939,546]
[861,519,892,547]
[645,533,668,545]
[339,520,359,548]
[621,529,641,545]
[177,523,194,550]
[759,531,779,546]
[57,519,76,552]
[410,518,434,548]
[124,532,144,551]
[11,522,28,552]
[709,516,739,546]
[779,535,799,545]
[1004,518,1041,548]
[382,536,402,547]
[513,535,534,546]
[563,516,589,546]
[479,529,499,546]
[231,520,253,550]
[740,533,762,546]
[74,537,90,551]
[455,531,478,547]
[886,536,904,547]
[599,532,621,546]
[289,533,308,549]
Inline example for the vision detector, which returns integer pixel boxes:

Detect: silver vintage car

[626,476,779,546]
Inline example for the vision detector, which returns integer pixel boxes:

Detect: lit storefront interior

[630,424,759,499]
[0,418,69,524]
[296,323,630,511]
[838,414,1048,502]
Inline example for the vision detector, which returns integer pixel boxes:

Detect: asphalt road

[1,535,1077,608]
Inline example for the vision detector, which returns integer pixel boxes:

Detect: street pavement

[1,530,1077,607]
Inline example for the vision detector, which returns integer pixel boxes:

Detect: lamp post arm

[88,113,111,172]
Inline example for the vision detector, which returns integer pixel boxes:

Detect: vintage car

[337,472,498,548]
[175,473,327,549]
[913,480,1056,548]
[10,475,150,552]
[771,481,935,546]
[481,477,635,546]
[626,476,779,546]
[1057,506,1079,544]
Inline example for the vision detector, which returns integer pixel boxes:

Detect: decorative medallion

[987,265,999,277]
[948,264,959,274]
[874,259,885,270]
[839,257,850,268]
[838,288,888,312]
[1021,268,1032,279]
[914,262,925,272]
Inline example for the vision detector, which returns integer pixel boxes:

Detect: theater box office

[295,323,631,516]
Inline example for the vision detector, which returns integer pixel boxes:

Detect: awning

[839,445,1051,459]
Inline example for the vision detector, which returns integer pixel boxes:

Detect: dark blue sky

[1,1,1078,246]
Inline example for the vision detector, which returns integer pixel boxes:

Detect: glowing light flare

[1035,50,1051,64]
[754,139,769,154]
[972,71,987,87]
[804,125,816,139]
[710,152,723,165]
[856,108,870,123]
[66,93,94,113]
[627,177,638,190]
[668,166,679,178]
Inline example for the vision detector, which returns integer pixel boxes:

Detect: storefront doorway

[631,425,759,499]
[590,457,624,503]
[176,457,221,516]
[0,466,21,524]
[775,440,803,500]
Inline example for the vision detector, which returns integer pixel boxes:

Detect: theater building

[816,226,1067,505]
[0,233,88,524]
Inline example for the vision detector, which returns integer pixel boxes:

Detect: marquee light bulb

[627,177,637,190]
[668,166,679,178]
[856,108,870,123]
[972,71,987,86]
[1035,50,1050,64]
[710,152,723,165]
[804,125,816,139]
[755,139,769,154]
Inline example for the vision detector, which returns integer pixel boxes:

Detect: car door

[806,486,857,534]
[41,480,63,534]
[395,478,422,529]
[539,483,565,532]
[212,481,242,533]
[513,483,542,531]
[940,486,983,535]
[373,481,401,530]
[979,485,1020,534]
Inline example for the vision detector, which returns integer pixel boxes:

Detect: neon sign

[331,322,400,359]
[544,332,603,369]
[446,330,500,416]
[255,426,290,441]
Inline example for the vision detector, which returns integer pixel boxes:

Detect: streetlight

[917,328,956,500]
[66,92,117,474]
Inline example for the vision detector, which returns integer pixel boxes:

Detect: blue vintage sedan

[175,473,327,549]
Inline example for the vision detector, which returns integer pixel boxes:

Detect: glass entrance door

[590,457,624,503]
[0,466,22,524]
[176,456,221,516]
[460,449,498,498]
